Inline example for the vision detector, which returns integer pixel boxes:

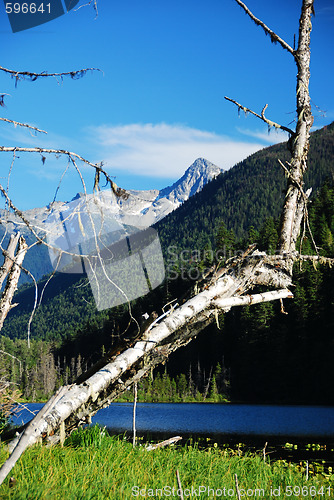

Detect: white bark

[1,280,292,484]
[0,235,28,330]
[0,233,21,290]
[132,382,137,448]
[212,289,293,311]
[278,0,314,255]
[146,436,182,451]
[0,386,68,485]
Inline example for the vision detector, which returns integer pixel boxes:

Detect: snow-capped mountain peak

[0,158,222,283]
[1,157,222,231]
[158,158,222,205]
[112,157,222,226]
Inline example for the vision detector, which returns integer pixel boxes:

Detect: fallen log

[0,253,292,485]
[0,386,68,485]
[146,436,182,451]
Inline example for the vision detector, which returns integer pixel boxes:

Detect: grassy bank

[0,426,333,499]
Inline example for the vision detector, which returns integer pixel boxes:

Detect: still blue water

[12,403,334,439]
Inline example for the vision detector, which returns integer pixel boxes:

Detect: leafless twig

[0,147,127,198]
[234,0,294,55]
[132,382,137,448]
[0,65,102,87]
[75,0,98,17]
[224,97,295,136]
[0,117,47,134]
[234,474,241,500]
[0,94,10,107]
[176,470,184,500]
[0,350,22,377]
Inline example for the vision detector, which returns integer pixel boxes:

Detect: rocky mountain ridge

[1,157,222,234]
[0,158,222,282]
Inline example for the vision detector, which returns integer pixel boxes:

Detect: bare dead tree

[1,0,332,485]
[0,235,28,330]
[227,0,316,273]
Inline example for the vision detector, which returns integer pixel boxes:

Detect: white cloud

[85,123,267,178]
[1,122,280,190]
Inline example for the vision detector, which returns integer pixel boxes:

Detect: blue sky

[0,0,333,210]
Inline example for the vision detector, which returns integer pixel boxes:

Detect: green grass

[0,426,333,499]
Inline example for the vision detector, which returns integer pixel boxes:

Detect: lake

[12,402,334,441]
[11,402,334,469]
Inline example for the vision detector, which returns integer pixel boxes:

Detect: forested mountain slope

[157,122,334,252]
[2,179,334,403]
[0,158,221,285]
[1,123,334,404]
[2,122,334,342]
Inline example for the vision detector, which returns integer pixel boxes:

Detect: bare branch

[212,288,293,312]
[263,252,334,270]
[297,254,334,266]
[0,117,47,134]
[75,0,98,17]
[0,183,47,243]
[0,146,96,169]
[233,0,295,55]
[224,96,295,136]
[0,183,106,265]
[25,271,38,349]
[228,252,334,268]
[0,66,102,86]
[0,183,91,272]
[0,147,128,198]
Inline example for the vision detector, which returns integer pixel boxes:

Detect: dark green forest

[1,123,334,404]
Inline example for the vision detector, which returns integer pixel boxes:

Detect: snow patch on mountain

[1,158,222,233]
[158,157,222,205]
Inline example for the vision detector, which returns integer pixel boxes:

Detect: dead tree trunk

[0,234,28,330]
[0,234,21,290]
[231,0,315,268]
[278,0,314,257]
[1,285,292,482]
